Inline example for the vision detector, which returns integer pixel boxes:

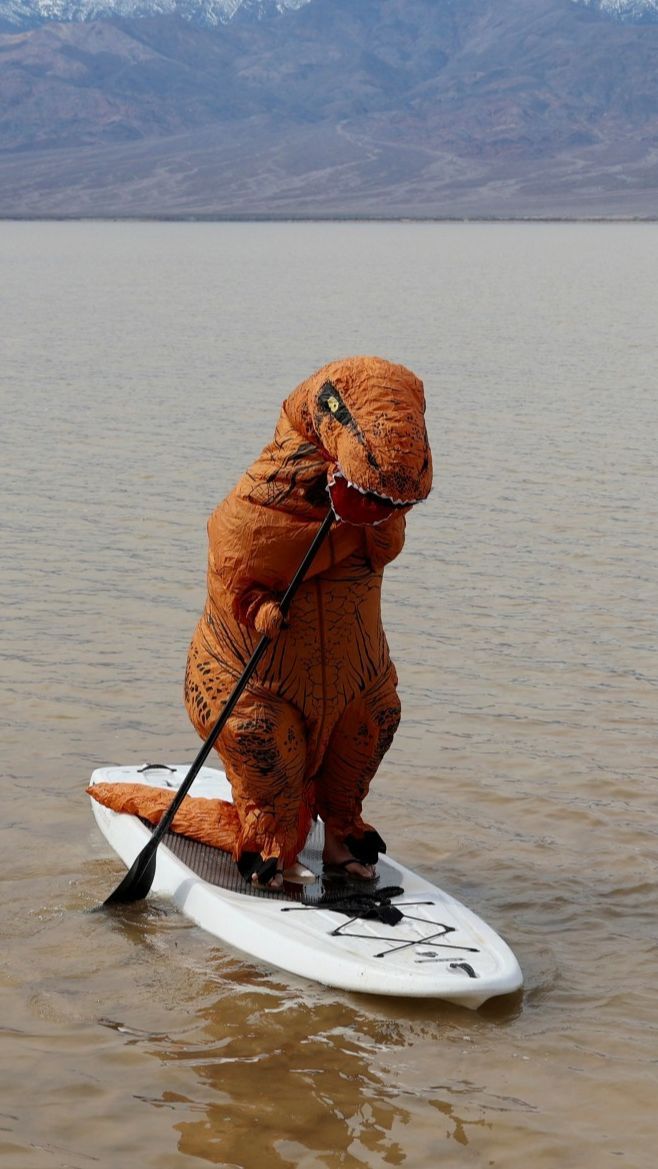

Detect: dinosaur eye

[318,381,353,425]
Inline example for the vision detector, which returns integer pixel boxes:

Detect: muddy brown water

[1,221,656,1168]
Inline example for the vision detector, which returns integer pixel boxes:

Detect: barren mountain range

[1,0,658,218]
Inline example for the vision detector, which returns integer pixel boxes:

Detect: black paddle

[103,508,335,906]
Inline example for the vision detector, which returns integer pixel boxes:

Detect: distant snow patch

[572,0,658,20]
[0,0,311,27]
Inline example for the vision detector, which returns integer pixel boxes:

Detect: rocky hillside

[1,0,658,217]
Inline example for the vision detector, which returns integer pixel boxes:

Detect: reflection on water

[97,957,509,1167]
[170,1002,414,1166]
[1,220,657,1168]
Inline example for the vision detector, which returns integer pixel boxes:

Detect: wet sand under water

[1,221,656,1168]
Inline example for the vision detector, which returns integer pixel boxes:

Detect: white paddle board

[89,762,523,1008]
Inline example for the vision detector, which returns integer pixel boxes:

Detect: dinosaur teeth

[331,464,421,507]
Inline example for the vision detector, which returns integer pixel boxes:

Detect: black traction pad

[160,818,400,905]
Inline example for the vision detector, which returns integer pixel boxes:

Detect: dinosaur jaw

[327,468,414,526]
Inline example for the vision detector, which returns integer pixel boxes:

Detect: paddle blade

[104,843,157,906]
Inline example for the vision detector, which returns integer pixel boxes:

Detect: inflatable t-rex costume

[89,356,432,887]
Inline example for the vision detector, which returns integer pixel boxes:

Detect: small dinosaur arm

[89,357,432,877]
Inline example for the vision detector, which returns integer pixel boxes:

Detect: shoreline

[2,213,658,223]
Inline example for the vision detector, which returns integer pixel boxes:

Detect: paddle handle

[151,509,335,843]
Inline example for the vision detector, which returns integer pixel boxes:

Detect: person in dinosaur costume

[90,356,432,891]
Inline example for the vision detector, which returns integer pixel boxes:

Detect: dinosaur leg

[185,633,312,885]
[217,691,312,884]
[314,666,401,877]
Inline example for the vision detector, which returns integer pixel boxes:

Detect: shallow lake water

[1,220,656,1167]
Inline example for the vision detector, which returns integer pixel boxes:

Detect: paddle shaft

[103,509,334,904]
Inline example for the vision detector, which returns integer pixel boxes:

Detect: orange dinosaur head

[284,356,433,525]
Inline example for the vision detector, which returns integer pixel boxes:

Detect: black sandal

[322,858,377,882]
